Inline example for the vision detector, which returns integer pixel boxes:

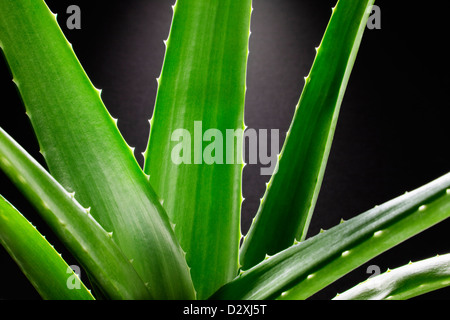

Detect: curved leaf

[240,0,376,270]
[0,0,194,299]
[210,172,450,300]
[0,127,152,299]
[334,253,450,300]
[0,195,94,300]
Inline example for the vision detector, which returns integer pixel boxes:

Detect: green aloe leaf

[334,253,450,300]
[0,0,194,299]
[143,0,252,298]
[0,127,152,299]
[240,0,376,270]
[210,172,450,300]
[0,194,94,300]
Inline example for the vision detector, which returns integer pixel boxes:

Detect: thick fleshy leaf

[240,0,376,270]
[334,253,450,300]
[0,0,194,299]
[0,127,152,299]
[0,195,94,300]
[210,172,450,300]
[143,0,252,298]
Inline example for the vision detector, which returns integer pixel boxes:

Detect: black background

[1,0,449,300]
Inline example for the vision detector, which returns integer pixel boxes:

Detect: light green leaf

[240,0,376,270]
[0,194,94,300]
[0,0,194,299]
[0,127,152,299]
[143,0,252,298]
[210,172,450,300]
[334,253,450,300]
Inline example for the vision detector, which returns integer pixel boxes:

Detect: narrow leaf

[0,0,194,299]
[0,127,152,299]
[210,172,450,300]
[143,0,252,298]
[334,253,450,300]
[0,195,94,300]
[240,0,376,270]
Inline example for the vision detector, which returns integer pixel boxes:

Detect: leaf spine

[93,86,102,96]
[373,230,383,237]
[341,250,351,257]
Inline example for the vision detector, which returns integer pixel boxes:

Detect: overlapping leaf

[0,0,194,299]
[144,0,252,298]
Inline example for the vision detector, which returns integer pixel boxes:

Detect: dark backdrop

[1,0,449,300]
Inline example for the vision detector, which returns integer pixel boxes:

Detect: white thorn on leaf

[341,250,350,257]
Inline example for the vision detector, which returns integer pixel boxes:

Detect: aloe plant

[0,0,449,301]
